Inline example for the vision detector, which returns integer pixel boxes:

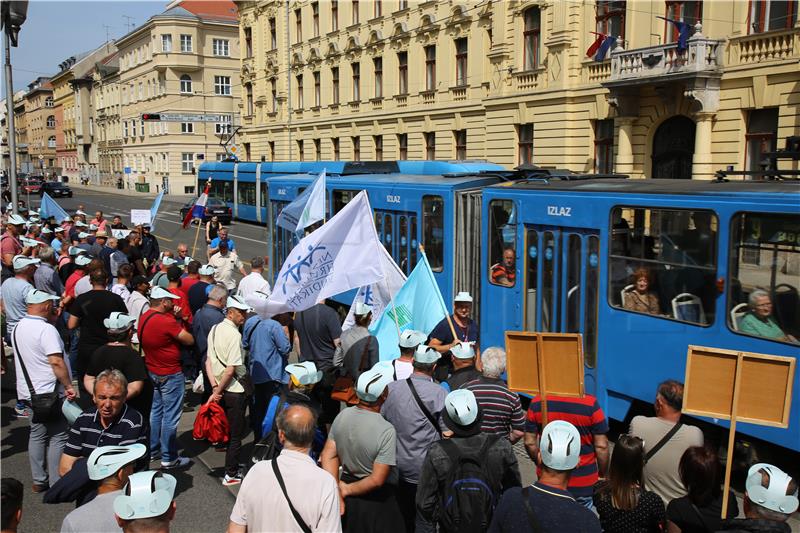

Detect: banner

[276,170,326,233]
[39,192,69,222]
[266,190,384,315]
[149,191,164,231]
[343,244,407,330]
[369,253,449,361]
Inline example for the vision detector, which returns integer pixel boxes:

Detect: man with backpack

[415,389,521,533]
[381,345,449,532]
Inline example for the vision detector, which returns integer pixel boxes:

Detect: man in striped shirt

[464,347,525,443]
[524,391,610,511]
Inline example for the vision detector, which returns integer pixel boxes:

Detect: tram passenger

[428,291,479,382]
[739,290,797,343]
[623,268,661,315]
[491,248,516,287]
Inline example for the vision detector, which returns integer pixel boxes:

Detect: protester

[666,446,739,532]
[151,255,176,289]
[60,369,148,476]
[294,300,341,425]
[188,264,215,314]
[60,444,146,533]
[336,303,379,382]
[205,215,223,245]
[166,265,192,324]
[235,256,271,298]
[112,264,133,301]
[13,290,76,491]
[416,389,521,533]
[139,224,160,272]
[208,240,245,292]
[110,215,128,230]
[192,284,227,400]
[718,463,797,532]
[228,405,341,533]
[524,388,609,510]
[443,342,481,391]
[174,243,190,267]
[89,230,108,257]
[33,246,64,296]
[390,330,427,381]
[208,227,235,257]
[207,295,252,486]
[630,380,704,503]
[1,478,23,533]
[428,291,480,381]
[61,254,91,308]
[73,258,105,297]
[125,275,150,347]
[125,232,146,276]
[2,215,28,277]
[464,347,525,442]
[139,287,194,470]
[381,345,448,532]
[489,421,601,533]
[321,363,404,533]
[113,471,177,533]
[179,260,202,297]
[109,238,130,282]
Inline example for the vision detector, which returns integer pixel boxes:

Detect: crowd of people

[1,204,798,533]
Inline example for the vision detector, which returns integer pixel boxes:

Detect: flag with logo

[369,253,448,361]
[39,192,69,222]
[276,170,326,234]
[149,190,164,231]
[182,181,209,229]
[266,190,384,315]
[342,244,407,330]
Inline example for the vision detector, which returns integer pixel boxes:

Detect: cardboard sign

[130,209,151,227]
[505,332,585,398]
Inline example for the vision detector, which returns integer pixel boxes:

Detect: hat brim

[442,404,483,437]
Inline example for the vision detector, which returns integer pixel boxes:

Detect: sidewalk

[67,180,194,202]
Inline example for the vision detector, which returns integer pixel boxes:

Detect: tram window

[489,199,517,287]
[609,206,717,326]
[525,230,539,331]
[409,216,418,270]
[585,235,599,368]
[422,195,444,272]
[211,180,233,203]
[332,189,360,214]
[237,182,256,206]
[260,183,267,208]
[728,212,800,345]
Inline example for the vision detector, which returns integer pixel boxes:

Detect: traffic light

[141,113,161,121]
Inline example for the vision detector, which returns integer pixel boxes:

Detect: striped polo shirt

[64,405,148,458]
[525,394,609,498]
[464,376,526,437]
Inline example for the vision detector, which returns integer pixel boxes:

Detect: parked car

[179,197,232,224]
[40,181,73,198]
[20,177,43,194]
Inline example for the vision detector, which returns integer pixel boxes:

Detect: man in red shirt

[62,255,92,308]
[166,265,192,325]
[178,260,201,298]
[138,286,194,470]
[2,214,29,276]
[90,210,109,233]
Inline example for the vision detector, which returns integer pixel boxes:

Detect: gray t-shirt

[630,415,704,503]
[294,304,342,372]
[329,406,397,484]
[338,326,379,380]
[1,277,33,333]
[60,490,122,533]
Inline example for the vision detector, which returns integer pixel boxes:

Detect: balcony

[513,71,541,91]
[450,86,467,101]
[581,60,611,84]
[152,52,202,72]
[370,97,383,110]
[395,94,408,108]
[421,90,435,104]
[727,28,799,67]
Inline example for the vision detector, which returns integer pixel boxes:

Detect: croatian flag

[182,181,209,228]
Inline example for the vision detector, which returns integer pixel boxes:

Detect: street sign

[124,167,131,174]
[141,113,229,123]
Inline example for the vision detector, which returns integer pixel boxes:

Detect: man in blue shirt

[243,291,291,439]
[192,284,227,401]
[207,227,235,257]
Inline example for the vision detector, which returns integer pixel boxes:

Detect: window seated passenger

[740,290,798,343]
[623,268,660,315]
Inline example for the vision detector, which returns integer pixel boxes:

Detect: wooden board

[505,331,585,398]
[683,345,795,428]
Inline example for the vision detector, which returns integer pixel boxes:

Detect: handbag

[331,336,371,405]
[12,326,63,424]
[211,325,254,396]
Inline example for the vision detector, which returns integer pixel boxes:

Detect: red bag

[192,402,230,445]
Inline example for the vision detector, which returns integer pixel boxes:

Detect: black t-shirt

[490,483,601,533]
[293,304,342,372]
[188,281,210,315]
[667,493,739,533]
[127,245,144,267]
[69,290,128,363]
[446,365,481,391]
[428,315,479,382]
[86,344,153,420]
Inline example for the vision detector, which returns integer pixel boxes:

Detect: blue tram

[480,177,800,452]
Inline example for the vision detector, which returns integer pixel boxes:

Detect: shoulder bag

[644,421,684,464]
[331,336,371,405]
[137,311,161,357]
[12,326,63,423]
[406,378,442,437]
[271,457,312,533]
[211,324,254,396]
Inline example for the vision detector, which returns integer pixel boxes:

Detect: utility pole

[2,1,28,216]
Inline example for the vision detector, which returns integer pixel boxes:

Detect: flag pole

[419,244,458,340]
[384,275,402,341]
[191,217,203,258]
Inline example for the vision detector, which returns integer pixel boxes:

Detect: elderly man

[1,214,29,276]
[428,292,480,381]
[12,289,76,492]
[193,284,227,401]
[229,405,341,533]
[90,211,109,233]
[207,295,253,486]
[139,287,194,470]
[444,342,481,391]
[89,230,108,257]
[740,290,797,343]
[60,369,148,476]
[174,243,190,267]
[209,240,246,292]
[235,256,271,298]
[465,346,526,443]
[207,227,235,257]
[33,246,63,296]
[490,248,516,287]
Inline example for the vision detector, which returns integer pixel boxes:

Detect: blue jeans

[575,495,597,514]
[149,371,185,463]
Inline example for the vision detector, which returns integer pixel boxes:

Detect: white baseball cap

[40,227,53,234]
[67,245,82,256]
[356,362,394,402]
[88,444,147,481]
[162,256,177,266]
[13,255,40,270]
[286,362,323,386]
[746,463,799,514]
[60,215,72,223]
[6,214,26,225]
[77,232,90,239]
[226,295,253,312]
[21,237,42,247]
[74,255,92,266]
[540,420,581,471]
[414,344,441,364]
[354,302,372,316]
[88,223,98,231]
[149,286,180,300]
[25,289,59,304]
[114,471,176,520]
[198,264,215,275]
[74,220,88,228]
[451,342,475,360]
[75,209,87,216]
[54,226,66,233]
[443,389,480,427]
[104,312,137,331]
[454,291,473,303]
[399,329,427,349]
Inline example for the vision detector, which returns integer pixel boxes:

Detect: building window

[180,34,192,53]
[313,71,321,107]
[214,76,231,95]
[268,141,275,161]
[352,136,360,160]
[665,2,702,42]
[181,153,194,173]
[296,74,304,108]
[271,78,278,112]
[332,137,340,159]
[425,132,436,160]
[214,38,230,57]
[374,135,383,160]
[46,115,55,128]
[373,57,383,98]
[140,120,145,136]
[269,18,277,49]
[518,124,534,165]
[425,45,436,91]
[398,51,408,94]
[398,133,408,160]
[352,62,360,101]
[123,121,128,138]
[596,1,626,40]
[352,0,359,24]
[374,0,382,18]
[454,38,468,86]
[181,122,194,134]
[454,129,467,159]
[332,0,339,31]
[314,138,321,161]
[161,34,172,52]
[523,7,541,70]
[45,96,53,107]
[215,115,232,135]
[332,67,340,104]
[48,136,56,148]
[594,120,614,173]
[246,84,254,116]
[180,74,192,94]
[399,0,408,9]
[297,140,304,161]
[312,2,320,37]
[746,108,779,178]
[295,9,302,43]
[749,0,797,32]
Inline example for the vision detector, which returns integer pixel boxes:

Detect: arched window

[523,7,541,70]
[46,115,55,128]
[180,74,192,94]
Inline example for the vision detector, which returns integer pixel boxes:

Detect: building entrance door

[652,115,695,179]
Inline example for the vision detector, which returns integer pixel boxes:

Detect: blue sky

[7,1,167,93]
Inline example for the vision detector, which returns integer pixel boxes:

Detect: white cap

[746,463,799,514]
[78,232,90,239]
[226,295,253,312]
[13,255,40,270]
[149,286,180,300]
[40,227,53,234]
[451,342,475,360]
[198,264,215,275]
[88,223,98,231]
[6,214,25,225]
[60,215,72,223]
[104,312,137,331]
[399,329,427,348]
[114,471,177,520]
[444,389,479,426]
[286,361,323,386]
[74,220,88,227]
[88,444,147,481]
[414,344,441,364]
[454,291,473,303]
[540,420,581,471]
[25,289,59,304]
[355,362,394,402]
[354,302,372,316]
[68,245,82,256]
[21,237,42,247]
[75,209,87,216]
[54,226,66,233]
[161,256,177,266]
[74,255,92,266]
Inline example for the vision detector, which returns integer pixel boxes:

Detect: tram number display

[547,205,572,217]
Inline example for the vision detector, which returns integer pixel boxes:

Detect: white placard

[111,229,132,239]
[130,209,152,226]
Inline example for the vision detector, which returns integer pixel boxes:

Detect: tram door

[375,210,419,276]
[524,227,600,395]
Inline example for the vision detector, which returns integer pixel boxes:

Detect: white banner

[343,244,407,330]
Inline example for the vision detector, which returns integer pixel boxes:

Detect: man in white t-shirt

[391,330,427,381]
[235,256,271,299]
[13,289,77,492]
[209,240,246,292]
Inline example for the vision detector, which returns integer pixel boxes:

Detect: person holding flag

[428,292,480,382]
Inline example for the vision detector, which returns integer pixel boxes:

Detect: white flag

[267,190,385,314]
[343,245,407,330]
[276,170,326,233]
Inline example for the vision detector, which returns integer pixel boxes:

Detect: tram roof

[268,172,503,187]
[493,177,800,196]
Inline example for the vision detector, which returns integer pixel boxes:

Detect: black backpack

[251,394,288,466]
[438,435,500,533]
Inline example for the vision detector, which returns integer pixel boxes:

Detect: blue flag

[149,191,164,231]
[369,253,448,361]
[39,192,69,222]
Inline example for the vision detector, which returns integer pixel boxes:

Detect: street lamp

[2,0,29,215]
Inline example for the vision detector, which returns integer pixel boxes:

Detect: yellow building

[24,78,56,173]
[93,53,125,188]
[236,0,799,179]
[50,57,78,178]
[114,1,240,195]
